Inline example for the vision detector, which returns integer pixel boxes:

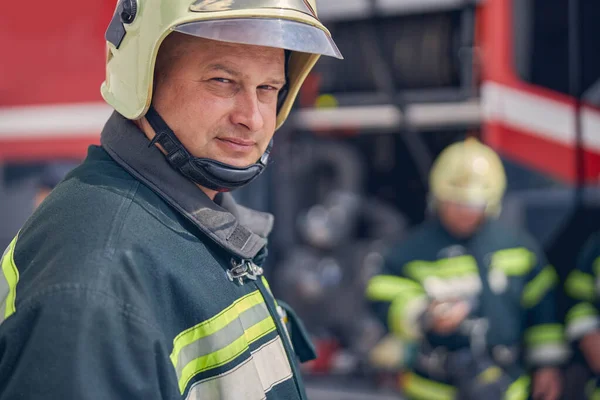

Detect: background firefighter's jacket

[366,217,567,398]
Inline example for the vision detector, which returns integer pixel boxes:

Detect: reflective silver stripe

[0,249,9,316]
[527,344,571,366]
[175,301,271,379]
[252,337,293,393]
[566,316,600,341]
[276,305,292,344]
[185,336,293,400]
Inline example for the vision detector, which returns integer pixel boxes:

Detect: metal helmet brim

[174,18,342,59]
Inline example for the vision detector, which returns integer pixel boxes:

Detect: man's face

[151,34,286,168]
[438,200,486,238]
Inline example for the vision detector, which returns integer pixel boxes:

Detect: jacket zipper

[227,258,307,399]
[254,277,308,400]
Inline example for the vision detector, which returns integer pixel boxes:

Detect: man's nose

[230,90,265,132]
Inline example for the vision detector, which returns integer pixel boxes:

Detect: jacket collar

[100,111,273,260]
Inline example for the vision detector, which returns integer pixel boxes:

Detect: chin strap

[144,105,271,192]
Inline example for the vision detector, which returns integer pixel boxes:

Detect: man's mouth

[216,137,256,153]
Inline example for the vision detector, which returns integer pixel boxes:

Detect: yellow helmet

[429,138,507,216]
[101,0,342,129]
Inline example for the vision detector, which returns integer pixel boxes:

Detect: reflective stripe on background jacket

[564,231,600,343]
[0,112,314,400]
[564,231,600,394]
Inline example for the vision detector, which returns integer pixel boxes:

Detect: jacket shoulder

[10,150,203,309]
[486,219,542,251]
[382,219,442,270]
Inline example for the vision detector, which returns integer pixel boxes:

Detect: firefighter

[366,138,567,400]
[0,161,79,249]
[0,1,342,399]
[565,231,600,398]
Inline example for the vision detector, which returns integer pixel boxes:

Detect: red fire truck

[0,0,113,160]
[1,0,599,398]
[1,0,598,182]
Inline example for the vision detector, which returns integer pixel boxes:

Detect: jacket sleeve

[521,240,569,369]
[365,246,428,342]
[0,287,180,400]
[564,232,600,342]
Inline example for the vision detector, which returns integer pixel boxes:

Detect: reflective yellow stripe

[404,261,432,281]
[366,275,423,302]
[388,291,427,340]
[491,248,536,276]
[566,302,598,324]
[435,256,479,277]
[405,255,478,282]
[260,276,279,307]
[260,276,291,341]
[504,376,530,400]
[566,300,600,340]
[522,265,558,308]
[261,276,272,293]
[565,270,596,302]
[170,291,278,393]
[525,324,564,346]
[403,372,455,400]
[178,316,275,393]
[477,366,503,385]
[0,235,19,322]
[171,291,264,364]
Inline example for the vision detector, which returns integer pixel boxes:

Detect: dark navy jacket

[0,112,312,400]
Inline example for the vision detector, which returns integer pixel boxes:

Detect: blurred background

[1,0,599,399]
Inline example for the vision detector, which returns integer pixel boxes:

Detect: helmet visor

[173,18,343,59]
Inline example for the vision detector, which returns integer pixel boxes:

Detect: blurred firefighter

[565,231,600,398]
[366,138,568,400]
[0,0,342,399]
[0,161,79,249]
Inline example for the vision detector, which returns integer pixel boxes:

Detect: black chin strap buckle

[148,133,162,148]
[148,130,188,169]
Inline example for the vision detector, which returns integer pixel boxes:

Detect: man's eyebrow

[206,63,286,86]
[206,63,241,77]
[265,77,287,87]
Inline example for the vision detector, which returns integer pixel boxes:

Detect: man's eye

[212,78,231,84]
[259,85,278,91]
